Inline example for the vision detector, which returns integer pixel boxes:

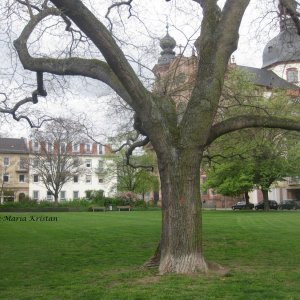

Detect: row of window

[31,158,104,171]
[32,190,81,201]
[2,156,104,171]
[2,174,104,184]
[32,142,104,154]
[2,156,27,168]
[2,174,26,183]
[32,174,104,184]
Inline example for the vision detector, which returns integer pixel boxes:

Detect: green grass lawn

[0,211,299,300]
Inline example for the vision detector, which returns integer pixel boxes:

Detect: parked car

[278,200,300,210]
[232,201,254,210]
[255,200,278,210]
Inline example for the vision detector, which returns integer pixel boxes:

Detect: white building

[28,141,117,201]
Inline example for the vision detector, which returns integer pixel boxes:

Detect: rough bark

[262,189,270,211]
[244,191,251,208]
[157,148,207,274]
[143,242,161,268]
[54,192,59,204]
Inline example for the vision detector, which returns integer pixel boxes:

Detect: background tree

[31,119,84,203]
[203,157,255,207]
[117,153,159,201]
[204,67,300,211]
[2,0,300,274]
[204,130,300,210]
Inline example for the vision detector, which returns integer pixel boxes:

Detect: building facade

[0,138,29,203]
[0,137,117,202]
[28,141,117,201]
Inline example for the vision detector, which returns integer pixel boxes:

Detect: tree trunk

[157,148,208,274]
[54,192,59,203]
[244,191,250,209]
[262,189,270,211]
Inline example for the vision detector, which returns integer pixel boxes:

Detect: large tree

[3,0,300,274]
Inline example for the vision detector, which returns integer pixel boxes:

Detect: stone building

[0,137,117,203]
[0,138,29,203]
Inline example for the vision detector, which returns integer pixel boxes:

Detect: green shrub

[85,190,93,199]
[91,198,105,206]
[133,200,147,207]
[0,199,92,210]
[85,190,104,201]
[0,195,159,211]
[93,190,104,200]
[1,200,38,208]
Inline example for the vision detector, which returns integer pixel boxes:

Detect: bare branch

[16,0,41,13]
[0,72,50,127]
[49,0,150,113]
[105,0,134,32]
[279,0,300,34]
[125,136,152,170]
[13,6,136,107]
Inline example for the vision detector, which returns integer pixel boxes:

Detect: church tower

[153,26,198,109]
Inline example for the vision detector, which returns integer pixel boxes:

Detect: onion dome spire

[157,23,176,65]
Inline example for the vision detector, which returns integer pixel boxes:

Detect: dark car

[232,201,254,210]
[255,200,278,210]
[278,200,300,210]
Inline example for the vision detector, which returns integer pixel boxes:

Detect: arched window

[286,68,298,83]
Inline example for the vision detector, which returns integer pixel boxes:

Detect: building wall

[0,153,29,201]
[28,154,117,201]
[269,62,300,86]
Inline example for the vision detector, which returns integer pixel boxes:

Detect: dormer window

[85,143,92,153]
[268,46,273,53]
[47,142,53,153]
[3,157,10,166]
[60,142,66,153]
[73,143,79,152]
[33,141,39,152]
[287,68,298,83]
[98,144,103,155]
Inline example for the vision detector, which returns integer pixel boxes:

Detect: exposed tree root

[143,243,161,269]
[159,253,209,275]
[143,245,229,276]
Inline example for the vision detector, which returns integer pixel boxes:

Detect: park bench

[116,205,131,211]
[92,206,106,212]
